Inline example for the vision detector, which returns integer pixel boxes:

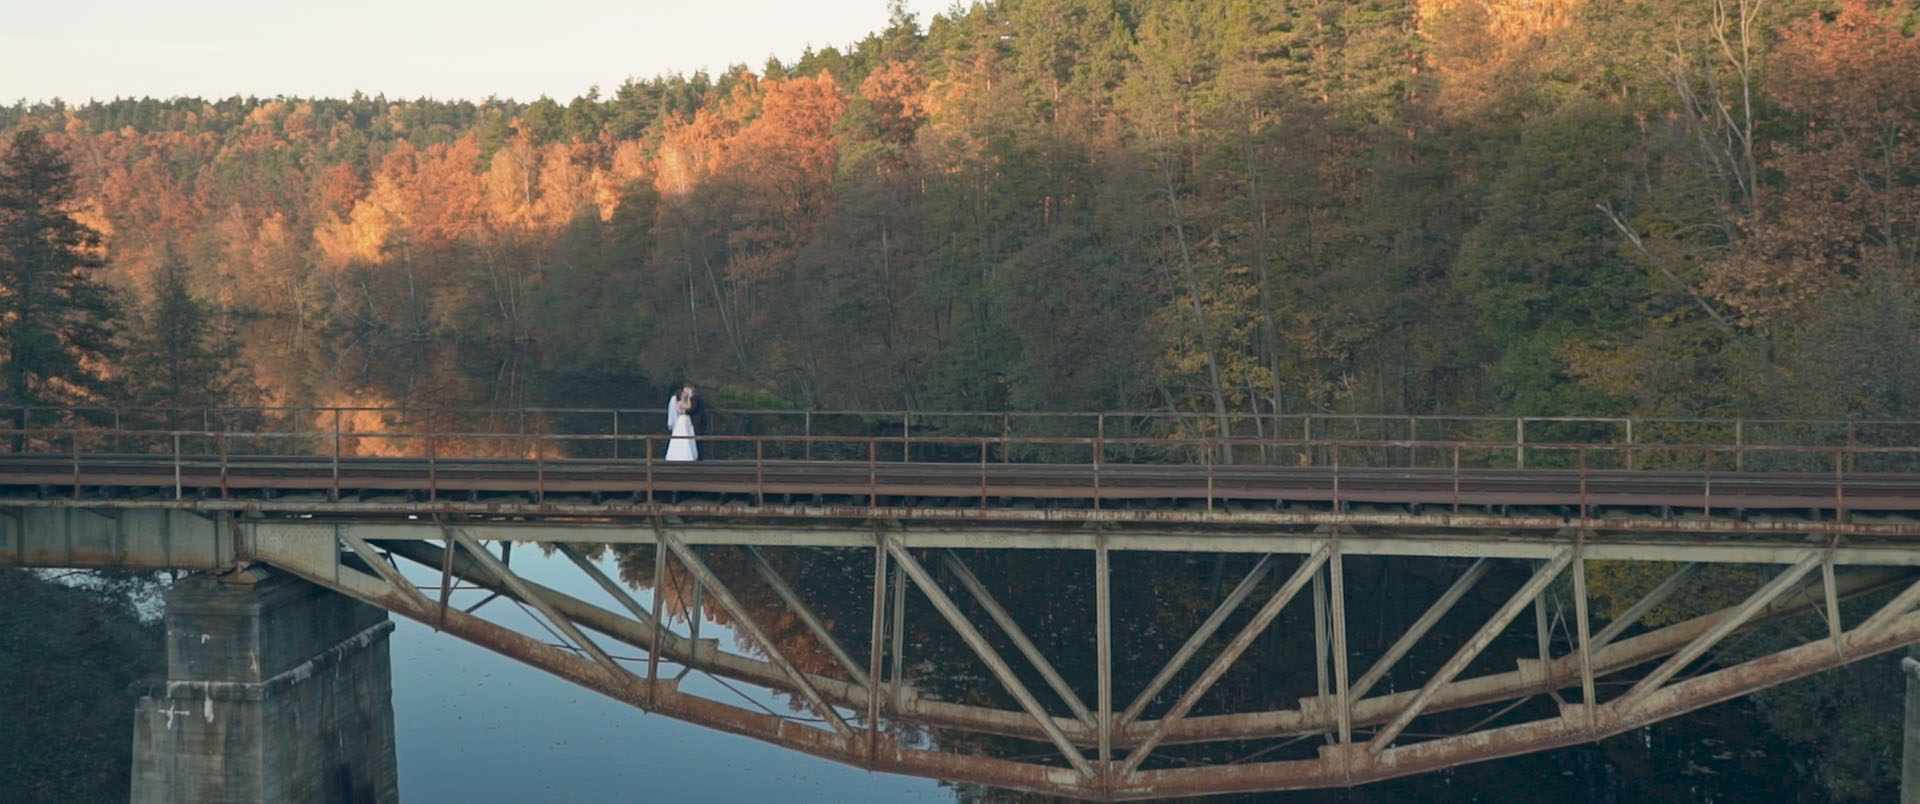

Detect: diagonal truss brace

[942,549,1095,728]
[1613,552,1821,715]
[448,530,625,678]
[1119,554,1279,729]
[1349,557,1491,703]
[1589,562,1702,652]
[746,545,871,689]
[885,537,1098,779]
[1851,575,1920,642]
[555,542,664,652]
[1368,548,1574,754]
[660,533,856,737]
[337,528,435,610]
[1119,546,1331,778]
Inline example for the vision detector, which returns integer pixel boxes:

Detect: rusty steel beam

[660,533,856,737]
[24,513,1920,564]
[1589,562,1702,651]
[555,542,658,632]
[253,543,1112,801]
[647,527,666,704]
[1367,550,1574,754]
[1329,536,1353,752]
[746,545,870,688]
[1118,554,1278,729]
[1614,552,1820,715]
[20,491,1920,543]
[363,536,1911,752]
[1117,547,1330,778]
[336,529,434,609]
[890,557,907,713]
[1853,576,1920,639]
[447,529,625,678]
[1348,557,1490,703]
[251,523,1920,801]
[867,539,886,761]
[1106,607,1920,800]
[1312,570,1330,703]
[886,537,1098,779]
[941,549,1095,727]
[1570,537,1596,729]
[1096,537,1113,781]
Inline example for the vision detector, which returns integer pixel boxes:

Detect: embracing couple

[664,384,708,461]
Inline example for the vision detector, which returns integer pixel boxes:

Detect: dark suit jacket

[686,395,709,436]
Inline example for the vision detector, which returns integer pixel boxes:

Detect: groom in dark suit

[682,384,710,458]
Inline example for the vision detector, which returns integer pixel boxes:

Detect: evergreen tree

[0,129,119,444]
[123,252,247,424]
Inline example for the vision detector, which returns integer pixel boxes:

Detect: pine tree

[124,252,247,427]
[0,129,119,445]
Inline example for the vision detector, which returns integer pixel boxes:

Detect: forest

[2,0,1918,800]
[0,0,1911,422]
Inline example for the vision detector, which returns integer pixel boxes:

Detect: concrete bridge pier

[131,567,399,804]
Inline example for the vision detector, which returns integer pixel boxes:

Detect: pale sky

[0,0,959,104]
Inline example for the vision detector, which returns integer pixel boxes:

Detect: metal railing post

[427,430,437,502]
[1703,447,1713,515]
[1303,414,1313,466]
[1516,418,1526,469]
[979,441,989,509]
[1578,446,1588,518]
[1836,448,1847,523]
[1735,419,1744,472]
[1453,444,1461,513]
[1205,441,1215,512]
[1332,443,1341,512]
[1847,422,1857,473]
[1093,429,1103,511]
[1626,418,1635,471]
[331,408,342,501]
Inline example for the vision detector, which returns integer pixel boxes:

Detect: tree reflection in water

[608,542,1846,803]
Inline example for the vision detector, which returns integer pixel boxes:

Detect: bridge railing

[8,411,1920,514]
[8,405,1920,476]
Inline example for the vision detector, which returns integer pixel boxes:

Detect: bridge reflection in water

[7,407,1920,800]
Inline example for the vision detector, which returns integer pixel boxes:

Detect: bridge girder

[10,508,1916,799]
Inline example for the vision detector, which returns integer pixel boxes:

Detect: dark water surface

[388,550,947,803]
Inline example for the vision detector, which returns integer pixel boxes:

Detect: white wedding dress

[665,398,698,461]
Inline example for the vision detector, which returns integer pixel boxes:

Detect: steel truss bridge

[9,406,1920,799]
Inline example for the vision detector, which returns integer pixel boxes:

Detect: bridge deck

[0,453,1907,511]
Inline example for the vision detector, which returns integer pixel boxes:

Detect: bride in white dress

[665,390,698,461]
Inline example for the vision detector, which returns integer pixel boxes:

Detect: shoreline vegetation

[2,0,1917,799]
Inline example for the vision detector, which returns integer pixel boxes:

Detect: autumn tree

[0,129,119,443]
[122,252,249,422]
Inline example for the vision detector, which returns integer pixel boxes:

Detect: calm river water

[387,549,947,803]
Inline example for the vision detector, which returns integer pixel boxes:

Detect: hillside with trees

[2,0,1918,798]
[0,0,1906,422]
